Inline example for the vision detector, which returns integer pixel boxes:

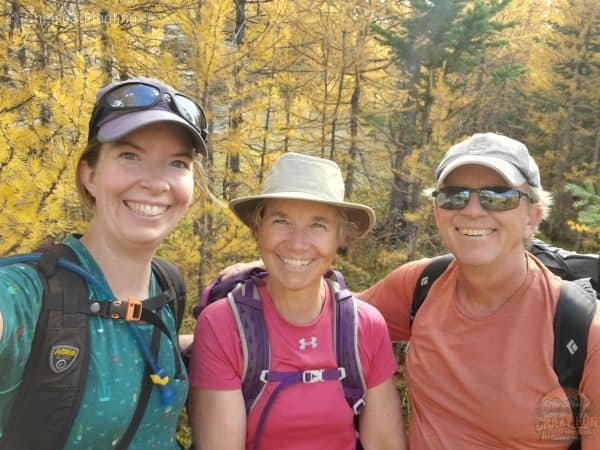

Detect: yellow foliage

[0,0,597,325]
[567,220,591,234]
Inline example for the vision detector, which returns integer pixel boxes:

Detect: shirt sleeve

[189,298,245,390]
[0,264,43,411]
[356,300,398,389]
[358,259,431,342]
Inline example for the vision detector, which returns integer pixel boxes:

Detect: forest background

[0,0,600,292]
[1,0,599,440]
[3,0,599,295]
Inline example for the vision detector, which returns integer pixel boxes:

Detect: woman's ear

[78,159,97,200]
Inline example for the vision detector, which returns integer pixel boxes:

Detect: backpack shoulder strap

[0,243,91,450]
[553,279,597,450]
[326,269,367,414]
[228,276,271,413]
[151,258,186,332]
[530,239,576,280]
[411,254,454,326]
[553,279,597,389]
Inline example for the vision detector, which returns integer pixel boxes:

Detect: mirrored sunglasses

[88,81,208,143]
[432,186,531,211]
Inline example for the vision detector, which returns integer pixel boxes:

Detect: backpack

[0,243,187,450]
[410,242,598,450]
[529,238,600,293]
[195,268,367,450]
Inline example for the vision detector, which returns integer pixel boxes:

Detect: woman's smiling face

[256,198,341,296]
[79,122,195,250]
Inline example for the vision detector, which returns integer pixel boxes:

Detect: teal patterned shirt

[0,235,188,449]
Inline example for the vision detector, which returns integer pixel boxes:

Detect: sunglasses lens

[105,84,161,108]
[175,95,208,136]
[435,187,524,211]
[478,188,520,211]
[435,187,470,210]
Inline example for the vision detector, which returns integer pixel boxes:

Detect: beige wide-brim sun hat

[229,152,376,239]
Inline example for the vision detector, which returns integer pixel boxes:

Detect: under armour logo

[566,339,578,355]
[299,337,318,350]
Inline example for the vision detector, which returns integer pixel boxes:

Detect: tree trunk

[345,69,360,200]
[229,0,246,175]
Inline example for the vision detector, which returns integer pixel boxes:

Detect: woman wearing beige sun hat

[189,152,406,450]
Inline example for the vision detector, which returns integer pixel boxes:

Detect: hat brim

[97,109,208,157]
[230,192,376,239]
[436,155,527,187]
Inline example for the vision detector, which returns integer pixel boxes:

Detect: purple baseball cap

[435,133,542,188]
[89,77,208,156]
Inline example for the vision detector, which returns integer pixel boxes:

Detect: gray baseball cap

[436,133,542,188]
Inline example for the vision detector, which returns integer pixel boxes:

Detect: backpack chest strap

[252,367,349,450]
[260,367,346,385]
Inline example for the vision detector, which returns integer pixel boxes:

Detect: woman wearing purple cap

[0,77,208,449]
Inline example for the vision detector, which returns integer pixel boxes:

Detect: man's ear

[525,203,544,238]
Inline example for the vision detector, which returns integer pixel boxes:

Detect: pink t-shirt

[190,278,397,450]
[361,253,600,449]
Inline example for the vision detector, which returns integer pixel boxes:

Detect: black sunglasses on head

[88,81,208,144]
[432,186,532,211]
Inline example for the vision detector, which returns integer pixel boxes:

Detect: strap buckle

[110,298,143,321]
[302,369,325,383]
[259,370,269,383]
[352,398,366,415]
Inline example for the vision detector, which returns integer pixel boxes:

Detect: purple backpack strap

[227,275,271,413]
[326,269,367,414]
[223,269,364,450]
[194,267,269,318]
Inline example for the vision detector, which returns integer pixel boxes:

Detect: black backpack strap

[109,259,187,449]
[554,280,596,389]
[114,325,162,450]
[553,280,597,450]
[151,258,187,332]
[410,254,454,327]
[0,244,90,450]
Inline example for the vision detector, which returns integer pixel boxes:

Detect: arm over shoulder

[358,259,431,341]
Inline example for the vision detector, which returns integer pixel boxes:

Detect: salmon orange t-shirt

[360,253,600,449]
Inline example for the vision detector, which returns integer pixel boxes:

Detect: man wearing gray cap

[361,133,600,449]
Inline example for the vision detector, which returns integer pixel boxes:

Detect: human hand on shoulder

[218,260,264,281]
